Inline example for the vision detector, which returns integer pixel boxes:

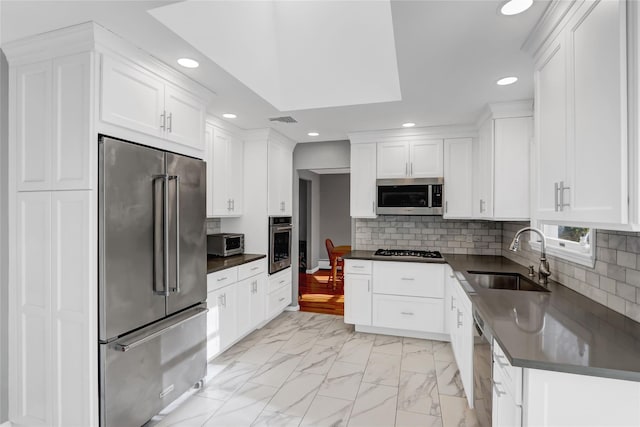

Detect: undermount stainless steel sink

[466,271,550,293]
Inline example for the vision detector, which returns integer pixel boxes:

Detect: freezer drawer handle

[113,307,208,352]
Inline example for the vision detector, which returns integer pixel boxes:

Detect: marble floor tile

[372,335,403,355]
[318,361,365,401]
[362,352,402,387]
[403,337,434,353]
[203,382,278,427]
[439,395,479,427]
[251,352,304,388]
[236,328,271,348]
[296,344,339,375]
[336,337,374,368]
[260,321,302,343]
[398,371,441,416]
[348,382,398,427]
[252,410,303,427]
[315,325,352,348]
[435,360,465,398]
[148,395,224,427]
[264,370,325,417]
[237,338,288,365]
[433,342,455,362]
[401,349,436,374]
[207,344,248,379]
[279,331,319,355]
[300,395,354,427]
[298,313,336,334]
[395,411,443,427]
[199,361,260,401]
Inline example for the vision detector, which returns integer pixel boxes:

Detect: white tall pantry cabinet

[4,23,212,426]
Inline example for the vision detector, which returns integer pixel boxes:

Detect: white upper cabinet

[101,54,207,154]
[15,52,93,191]
[474,105,532,221]
[267,138,293,216]
[377,139,443,179]
[444,138,473,218]
[206,122,244,217]
[530,0,628,226]
[350,143,377,218]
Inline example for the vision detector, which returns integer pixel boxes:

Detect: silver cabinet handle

[231,199,235,211]
[160,111,166,131]
[279,279,285,284]
[218,294,224,306]
[251,266,259,271]
[445,201,448,214]
[494,354,509,369]
[405,162,409,176]
[401,311,414,316]
[410,162,413,176]
[401,277,415,281]
[352,265,364,269]
[167,112,173,133]
[560,181,570,211]
[171,175,180,293]
[217,277,228,282]
[554,182,560,212]
[450,297,456,311]
[457,309,463,327]
[278,297,285,302]
[372,201,375,213]
[492,380,507,397]
[227,199,231,211]
[367,280,370,292]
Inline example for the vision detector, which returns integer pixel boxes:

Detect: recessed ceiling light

[500,0,533,16]
[222,113,237,119]
[402,122,416,128]
[308,132,319,137]
[177,58,199,68]
[496,76,518,86]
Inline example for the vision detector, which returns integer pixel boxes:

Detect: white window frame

[529,221,596,268]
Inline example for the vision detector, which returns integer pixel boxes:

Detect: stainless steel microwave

[207,233,244,257]
[376,178,444,215]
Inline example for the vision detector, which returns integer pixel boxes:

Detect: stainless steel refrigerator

[98,136,207,427]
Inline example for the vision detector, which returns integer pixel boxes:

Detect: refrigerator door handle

[112,306,208,352]
[153,174,170,296]
[170,175,180,293]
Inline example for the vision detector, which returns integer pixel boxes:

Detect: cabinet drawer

[372,294,444,333]
[493,340,522,404]
[344,259,372,275]
[373,261,444,298]
[207,267,238,292]
[268,269,291,293]
[238,258,266,281]
[267,284,291,319]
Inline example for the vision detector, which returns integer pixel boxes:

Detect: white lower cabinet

[344,261,372,326]
[205,258,267,360]
[492,341,522,427]
[446,266,474,408]
[344,260,445,336]
[267,267,292,320]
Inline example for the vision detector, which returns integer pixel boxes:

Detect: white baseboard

[1,420,13,427]
[305,266,320,274]
[355,325,450,342]
[318,259,330,270]
[284,304,300,312]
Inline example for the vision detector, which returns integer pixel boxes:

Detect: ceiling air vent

[269,116,297,123]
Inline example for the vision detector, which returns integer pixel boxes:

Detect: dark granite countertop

[445,255,640,382]
[342,250,446,264]
[207,253,266,274]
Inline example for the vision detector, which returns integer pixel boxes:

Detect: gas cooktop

[374,249,444,261]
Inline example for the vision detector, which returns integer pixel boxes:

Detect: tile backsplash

[354,216,502,255]
[502,222,640,323]
[206,218,221,234]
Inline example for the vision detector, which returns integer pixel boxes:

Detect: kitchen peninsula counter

[445,255,640,382]
[207,253,266,274]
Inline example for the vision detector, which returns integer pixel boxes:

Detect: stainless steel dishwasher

[473,308,493,427]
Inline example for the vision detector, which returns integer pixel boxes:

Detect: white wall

[319,174,351,260]
[0,46,9,423]
[298,171,320,270]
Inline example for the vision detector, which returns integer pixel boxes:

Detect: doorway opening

[297,171,350,315]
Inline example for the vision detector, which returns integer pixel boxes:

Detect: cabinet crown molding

[3,21,215,102]
[522,0,580,59]
[348,124,478,144]
[244,128,297,150]
[475,100,533,126]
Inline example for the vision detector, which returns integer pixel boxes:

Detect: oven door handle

[271,225,293,232]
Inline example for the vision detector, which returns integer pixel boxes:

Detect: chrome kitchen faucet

[509,227,551,286]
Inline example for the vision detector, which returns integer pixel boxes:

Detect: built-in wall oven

[269,216,292,274]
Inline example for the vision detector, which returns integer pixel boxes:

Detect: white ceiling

[0,0,548,143]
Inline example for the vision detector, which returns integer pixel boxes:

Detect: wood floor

[298,269,344,316]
